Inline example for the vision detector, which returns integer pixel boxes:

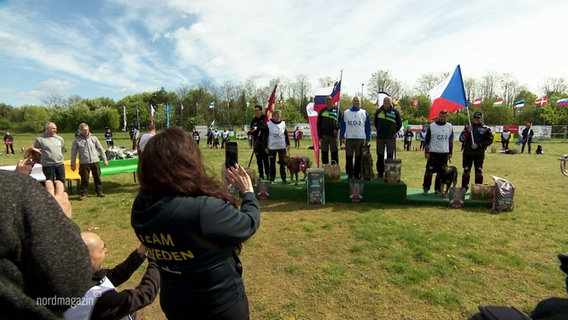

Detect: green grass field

[2,131,568,319]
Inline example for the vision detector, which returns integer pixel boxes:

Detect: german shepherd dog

[439,165,458,196]
[280,155,312,184]
[361,144,374,180]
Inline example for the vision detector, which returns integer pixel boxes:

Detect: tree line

[1,70,567,134]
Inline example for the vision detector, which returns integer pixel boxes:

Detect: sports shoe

[80,195,87,201]
[97,193,105,198]
[423,188,429,195]
[282,180,289,184]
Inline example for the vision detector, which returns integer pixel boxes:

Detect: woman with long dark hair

[131,127,260,319]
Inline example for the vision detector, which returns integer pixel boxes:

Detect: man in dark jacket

[373,96,402,179]
[249,105,269,180]
[63,232,159,319]
[521,122,534,153]
[317,95,341,165]
[459,111,494,190]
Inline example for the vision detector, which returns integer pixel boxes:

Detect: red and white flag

[264,83,278,125]
[535,96,548,106]
[473,98,482,107]
[493,98,503,106]
[412,98,419,107]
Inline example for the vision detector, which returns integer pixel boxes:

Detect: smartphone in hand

[225,142,238,167]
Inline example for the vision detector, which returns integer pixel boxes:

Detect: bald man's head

[81,232,107,274]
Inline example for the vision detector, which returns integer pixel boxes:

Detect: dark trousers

[268,149,287,182]
[253,140,269,179]
[164,294,250,320]
[422,153,449,191]
[5,144,14,154]
[501,139,509,149]
[79,162,103,196]
[320,135,339,165]
[42,164,66,184]
[345,139,364,179]
[521,140,532,153]
[461,152,485,188]
[376,138,396,177]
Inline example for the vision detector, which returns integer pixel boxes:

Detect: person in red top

[293,126,302,148]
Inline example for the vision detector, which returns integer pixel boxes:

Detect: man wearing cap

[459,111,493,190]
[422,109,453,195]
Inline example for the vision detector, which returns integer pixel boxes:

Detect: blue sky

[0,0,566,107]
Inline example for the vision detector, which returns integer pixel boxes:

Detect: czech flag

[313,80,341,112]
[428,65,467,120]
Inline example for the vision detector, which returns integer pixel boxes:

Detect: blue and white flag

[209,101,215,108]
[166,104,173,128]
[514,99,525,108]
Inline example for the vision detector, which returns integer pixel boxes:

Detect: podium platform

[253,179,492,208]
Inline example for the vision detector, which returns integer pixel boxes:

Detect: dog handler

[422,109,453,195]
[459,111,493,190]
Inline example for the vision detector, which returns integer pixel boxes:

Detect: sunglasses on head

[474,116,481,119]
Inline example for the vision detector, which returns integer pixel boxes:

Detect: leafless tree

[541,77,567,96]
[41,93,67,109]
[480,71,500,100]
[500,73,520,106]
[463,77,478,103]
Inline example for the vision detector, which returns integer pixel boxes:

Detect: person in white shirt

[137,124,156,156]
[339,96,371,181]
[263,110,290,184]
[422,109,453,195]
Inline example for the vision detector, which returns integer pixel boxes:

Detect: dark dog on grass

[361,144,374,180]
[279,155,312,184]
[536,145,544,155]
[439,165,458,196]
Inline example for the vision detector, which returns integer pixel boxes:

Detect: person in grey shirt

[71,123,108,200]
[34,121,66,183]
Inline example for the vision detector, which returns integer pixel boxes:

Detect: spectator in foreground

[0,170,91,318]
[63,232,159,320]
[131,127,260,319]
